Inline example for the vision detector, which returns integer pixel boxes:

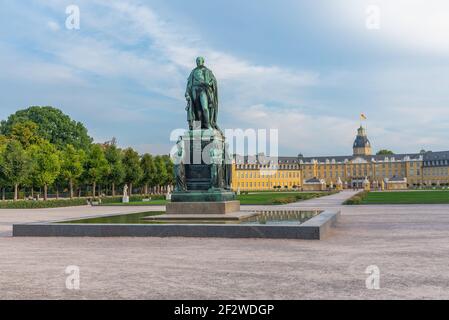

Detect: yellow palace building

[232,125,449,191]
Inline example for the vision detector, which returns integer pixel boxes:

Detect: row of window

[423,167,449,176]
[305,163,414,170]
[236,163,449,179]
[305,167,420,177]
[235,164,300,170]
[303,157,423,164]
[237,172,301,179]
[424,160,449,167]
[236,181,300,188]
[237,161,425,172]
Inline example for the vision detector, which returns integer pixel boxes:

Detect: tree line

[0,106,173,201]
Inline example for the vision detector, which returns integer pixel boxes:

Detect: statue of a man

[209,141,224,190]
[173,137,187,191]
[223,142,233,190]
[185,57,219,130]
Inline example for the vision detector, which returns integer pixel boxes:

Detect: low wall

[13,210,340,240]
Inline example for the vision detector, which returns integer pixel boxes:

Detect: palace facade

[231,126,449,191]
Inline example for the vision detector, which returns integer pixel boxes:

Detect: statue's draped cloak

[185,66,219,127]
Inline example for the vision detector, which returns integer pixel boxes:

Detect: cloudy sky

[1,0,449,156]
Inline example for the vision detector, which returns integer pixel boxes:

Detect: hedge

[0,198,88,209]
[272,196,297,204]
[99,194,165,204]
[343,191,369,205]
[270,192,334,205]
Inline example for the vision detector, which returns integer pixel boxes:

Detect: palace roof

[234,151,449,165]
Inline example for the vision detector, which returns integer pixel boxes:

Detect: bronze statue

[209,141,224,190]
[171,57,236,201]
[185,57,219,130]
[223,142,233,190]
[173,137,187,191]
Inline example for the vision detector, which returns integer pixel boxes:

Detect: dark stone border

[171,190,236,202]
[12,210,340,240]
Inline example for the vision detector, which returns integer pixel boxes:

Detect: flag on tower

[360,113,367,120]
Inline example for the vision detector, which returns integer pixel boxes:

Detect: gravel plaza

[1,191,449,299]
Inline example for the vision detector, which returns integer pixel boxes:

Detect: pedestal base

[166,200,240,215]
[171,190,236,202]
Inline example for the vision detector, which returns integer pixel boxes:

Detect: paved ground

[0,205,164,237]
[1,190,449,299]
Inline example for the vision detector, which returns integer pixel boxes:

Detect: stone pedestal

[173,128,235,201]
[122,196,129,203]
[171,190,235,202]
[170,128,240,217]
[166,200,240,215]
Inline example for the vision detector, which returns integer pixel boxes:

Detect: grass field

[237,192,332,205]
[360,191,449,204]
[96,192,331,206]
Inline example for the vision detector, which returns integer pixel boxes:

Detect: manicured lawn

[361,191,449,204]
[237,192,332,205]
[95,192,332,206]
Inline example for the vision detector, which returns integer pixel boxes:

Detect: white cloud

[3,0,449,155]
[0,45,82,85]
[47,20,60,31]
[99,0,319,99]
[331,0,449,55]
[230,104,356,156]
[27,0,325,149]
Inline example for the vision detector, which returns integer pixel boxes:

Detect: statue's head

[196,56,205,67]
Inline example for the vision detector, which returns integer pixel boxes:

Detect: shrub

[0,198,88,209]
[344,191,368,205]
[98,194,165,204]
[272,196,296,204]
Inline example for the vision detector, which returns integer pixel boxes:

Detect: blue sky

[1,0,449,156]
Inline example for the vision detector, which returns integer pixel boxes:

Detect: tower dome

[353,126,372,156]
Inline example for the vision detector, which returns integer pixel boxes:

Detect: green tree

[0,135,8,145]
[0,106,93,150]
[122,148,143,196]
[162,155,174,187]
[84,144,109,198]
[104,144,124,196]
[0,140,6,200]
[376,149,395,155]
[28,140,60,200]
[0,140,30,201]
[154,155,168,193]
[9,120,41,148]
[60,145,85,198]
[140,153,157,195]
